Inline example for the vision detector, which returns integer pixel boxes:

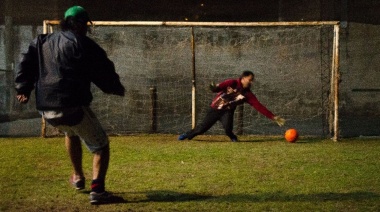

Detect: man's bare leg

[65,135,85,188]
[91,144,110,192]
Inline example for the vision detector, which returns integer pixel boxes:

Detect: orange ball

[285,128,299,143]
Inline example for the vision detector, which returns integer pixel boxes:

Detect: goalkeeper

[178,70,285,142]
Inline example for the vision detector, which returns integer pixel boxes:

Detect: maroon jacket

[210,78,275,119]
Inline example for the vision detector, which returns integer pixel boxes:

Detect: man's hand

[273,116,286,127]
[16,94,29,104]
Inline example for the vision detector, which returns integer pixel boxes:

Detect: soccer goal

[42,21,340,141]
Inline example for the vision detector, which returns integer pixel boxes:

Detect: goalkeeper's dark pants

[186,107,237,141]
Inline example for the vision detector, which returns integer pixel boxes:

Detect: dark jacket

[15,30,125,110]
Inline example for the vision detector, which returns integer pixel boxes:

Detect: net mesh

[30,23,335,136]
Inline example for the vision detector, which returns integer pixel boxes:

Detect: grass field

[1,135,380,211]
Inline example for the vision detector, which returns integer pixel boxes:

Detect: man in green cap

[15,6,125,204]
[64,5,93,24]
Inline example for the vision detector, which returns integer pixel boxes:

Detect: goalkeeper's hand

[209,82,218,92]
[273,116,286,127]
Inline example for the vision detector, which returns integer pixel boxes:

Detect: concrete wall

[0,22,379,137]
[1,0,379,137]
[339,23,380,136]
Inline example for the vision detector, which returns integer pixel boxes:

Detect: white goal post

[42,20,340,141]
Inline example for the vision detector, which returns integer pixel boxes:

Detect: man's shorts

[41,107,109,153]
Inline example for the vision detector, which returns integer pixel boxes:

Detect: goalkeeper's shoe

[178,133,188,141]
[230,135,238,142]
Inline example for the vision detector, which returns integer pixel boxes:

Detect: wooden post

[191,27,196,129]
[41,117,47,138]
[5,14,15,115]
[150,87,157,133]
[332,24,340,142]
[5,0,13,113]
[43,20,48,34]
[41,20,56,137]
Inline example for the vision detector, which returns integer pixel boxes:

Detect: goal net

[43,21,340,139]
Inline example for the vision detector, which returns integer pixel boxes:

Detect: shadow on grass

[113,190,379,203]
[192,137,282,143]
[217,191,380,202]
[191,136,325,143]
[242,137,325,143]
[143,190,213,202]
[87,190,211,205]
[91,195,127,205]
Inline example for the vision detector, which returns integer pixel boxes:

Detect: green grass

[1,135,380,211]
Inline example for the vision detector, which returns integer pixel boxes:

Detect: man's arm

[209,79,236,93]
[245,91,285,126]
[245,91,275,119]
[85,40,125,96]
[14,38,39,103]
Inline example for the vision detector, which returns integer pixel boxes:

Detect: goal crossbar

[44,20,339,31]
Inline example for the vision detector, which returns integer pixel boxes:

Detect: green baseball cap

[64,6,92,23]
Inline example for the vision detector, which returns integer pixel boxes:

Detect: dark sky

[1,0,379,25]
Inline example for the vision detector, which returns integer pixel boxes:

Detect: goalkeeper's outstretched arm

[245,91,285,126]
